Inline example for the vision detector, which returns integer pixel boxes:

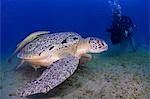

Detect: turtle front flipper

[16,55,79,97]
[79,54,92,64]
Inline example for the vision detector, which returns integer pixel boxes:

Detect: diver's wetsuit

[107,14,137,51]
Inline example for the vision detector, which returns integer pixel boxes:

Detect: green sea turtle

[16,32,108,97]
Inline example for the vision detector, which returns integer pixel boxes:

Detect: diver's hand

[133,24,137,31]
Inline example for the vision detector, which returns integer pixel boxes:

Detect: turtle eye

[101,42,104,46]
[73,37,78,40]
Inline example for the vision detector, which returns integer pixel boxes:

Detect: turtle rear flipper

[16,55,79,97]
[15,60,25,70]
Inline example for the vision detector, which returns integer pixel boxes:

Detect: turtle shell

[17,32,82,60]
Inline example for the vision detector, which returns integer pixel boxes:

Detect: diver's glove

[133,24,137,31]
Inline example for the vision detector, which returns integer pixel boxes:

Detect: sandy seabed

[0,50,150,99]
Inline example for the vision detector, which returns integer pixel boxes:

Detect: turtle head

[86,37,108,53]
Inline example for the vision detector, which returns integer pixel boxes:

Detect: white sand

[0,50,149,99]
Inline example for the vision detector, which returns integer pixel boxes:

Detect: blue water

[0,0,149,98]
[1,0,149,59]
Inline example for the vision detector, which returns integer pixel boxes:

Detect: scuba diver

[107,0,137,51]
